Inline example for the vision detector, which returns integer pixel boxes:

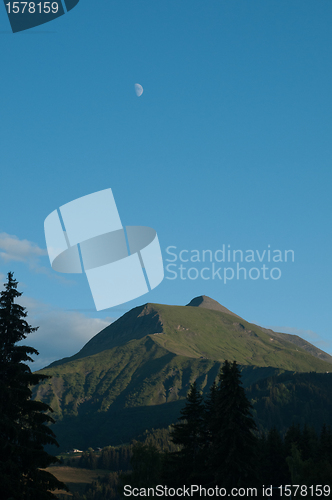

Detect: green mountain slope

[49,298,332,370]
[34,296,332,451]
[257,326,332,364]
[249,371,332,434]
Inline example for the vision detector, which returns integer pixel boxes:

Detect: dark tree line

[119,361,332,497]
[66,423,332,500]
[78,446,132,471]
[57,361,332,500]
[122,360,260,490]
[0,273,66,499]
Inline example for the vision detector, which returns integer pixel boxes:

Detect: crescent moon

[134,83,143,97]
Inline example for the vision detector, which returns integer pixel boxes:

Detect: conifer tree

[284,423,302,457]
[209,360,259,487]
[316,425,332,484]
[319,424,332,462]
[260,427,289,486]
[120,442,162,490]
[203,379,217,446]
[300,424,317,461]
[169,381,205,482]
[0,272,67,499]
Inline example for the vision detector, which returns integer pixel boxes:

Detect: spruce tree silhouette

[209,360,259,488]
[0,272,67,499]
[203,379,218,448]
[169,381,205,483]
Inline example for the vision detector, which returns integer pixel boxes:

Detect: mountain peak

[186,295,240,318]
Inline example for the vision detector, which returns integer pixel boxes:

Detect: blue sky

[0,0,331,370]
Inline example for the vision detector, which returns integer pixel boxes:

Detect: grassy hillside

[147,304,332,369]
[48,303,332,370]
[46,466,110,497]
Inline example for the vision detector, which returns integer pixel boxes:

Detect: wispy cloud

[0,232,46,263]
[18,296,114,371]
[0,273,5,292]
[0,233,73,285]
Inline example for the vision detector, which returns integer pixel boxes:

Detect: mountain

[186,295,241,318]
[34,296,332,451]
[48,295,332,369]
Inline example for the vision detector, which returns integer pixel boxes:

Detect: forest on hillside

[56,362,332,500]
